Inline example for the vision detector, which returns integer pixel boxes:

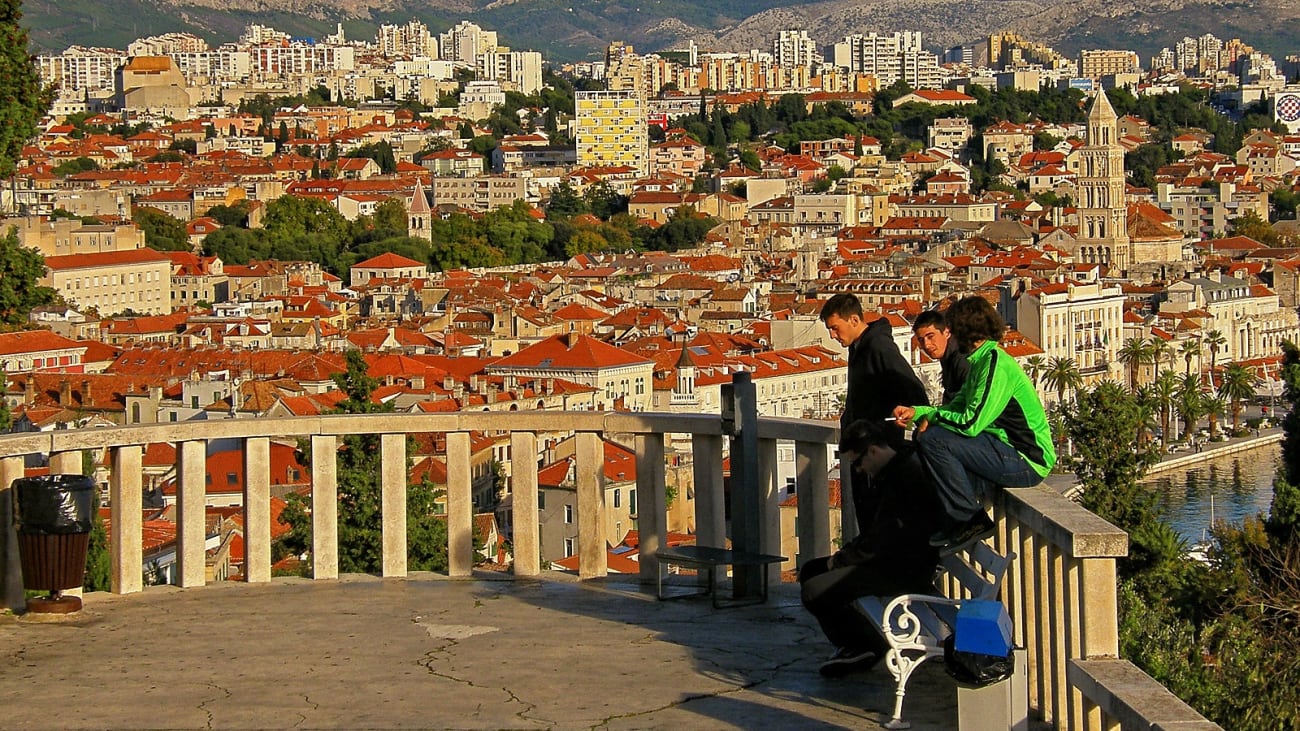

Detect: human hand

[892,405,916,428]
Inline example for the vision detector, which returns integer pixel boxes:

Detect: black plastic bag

[13,475,96,534]
[943,633,1015,687]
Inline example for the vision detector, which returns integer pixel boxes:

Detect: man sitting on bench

[799,419,943,677]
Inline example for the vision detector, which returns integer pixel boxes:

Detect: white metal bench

[854,541,1015,729]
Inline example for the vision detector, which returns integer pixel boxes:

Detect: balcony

[0,410,1218,730]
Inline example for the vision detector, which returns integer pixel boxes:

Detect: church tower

[407,179,432,241]
[1074,90,1130,271]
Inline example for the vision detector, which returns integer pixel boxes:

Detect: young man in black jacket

[913,308,970,405]
[799,419,943,676]
[820,293,928,449]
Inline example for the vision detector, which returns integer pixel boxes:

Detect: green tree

[545,181,587,219]
[1217,362,1258,433]
[1041,356,1082,407]
[0,227,56,327]
[1023,355,1046,387]
[565,228,608,257]
[1151,371,1179,450]
[0,369,8,430]
[51,157,99,177]
[1203,330,1227,382]
[1175,373,1205,440]
[1268,341,1300,543]
[584,181,627,220]
[206,201,251,228]
[281,350,452,574]
[1181,337,1202,377]
[346,141,397,174]
[1118,337,1151,391]
[133,206,191,251]
[0,0,51,177]
[1063,381,1163,549]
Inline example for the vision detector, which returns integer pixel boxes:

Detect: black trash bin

[13,474,96,614]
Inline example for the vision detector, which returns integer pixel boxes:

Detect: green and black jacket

[911,340,1056,477]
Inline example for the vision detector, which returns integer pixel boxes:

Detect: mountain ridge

[22,0,1300,66]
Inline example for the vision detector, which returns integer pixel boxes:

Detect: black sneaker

[928,513,995,553]
[818,646,881,677]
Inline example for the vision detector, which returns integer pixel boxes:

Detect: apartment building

[37,46,127,94]
[1080,50,1141,80]
[431,175,528,212]
[476,50,543,95]
[831,31,943,89]
[773,30,821,69]
[43,248,174,316]
[1161,273,1300,363]
[1014,279,1125,391]
[1156,180,1269,238]
[575,89,649,176]
[12,217,144,258]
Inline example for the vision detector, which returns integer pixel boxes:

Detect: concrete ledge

[1068,658,1222,730]
[1002,486,1128,558]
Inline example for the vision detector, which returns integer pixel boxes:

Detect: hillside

[23,0,1300,65]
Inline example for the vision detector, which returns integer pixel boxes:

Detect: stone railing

[0,410,1217,730]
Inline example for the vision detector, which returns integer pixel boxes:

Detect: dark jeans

[798,558,934,653]
[914,427,1043,523]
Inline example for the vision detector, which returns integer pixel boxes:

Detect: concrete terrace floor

[0,574,960,730]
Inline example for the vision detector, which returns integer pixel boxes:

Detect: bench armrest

[881,593,961,646]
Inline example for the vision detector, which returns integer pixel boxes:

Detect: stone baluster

[110,445,143,594]
[1,455,26,610]
[692,433,725,549]
[795,439,830,570]
[446,431,473,577]
[381,433,407,578]
[575,431,606,579]
[311,435,338,580]
[510,431,540,577]
[177,439,207,588]
[243,437,271,583]
[635,431,666,585]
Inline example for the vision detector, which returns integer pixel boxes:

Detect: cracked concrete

[0,573,960,729]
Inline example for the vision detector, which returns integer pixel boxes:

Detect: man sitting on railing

[892,296,1056,553]
[799,419,943,677]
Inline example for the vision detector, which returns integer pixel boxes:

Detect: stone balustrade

[0,411,1217,729]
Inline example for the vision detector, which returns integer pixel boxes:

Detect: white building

[1015,278,1126,389]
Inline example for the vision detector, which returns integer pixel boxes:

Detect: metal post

[724,371,761,599]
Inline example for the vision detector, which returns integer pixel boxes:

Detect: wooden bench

[854,541,1015,730]
[654,545,786,608]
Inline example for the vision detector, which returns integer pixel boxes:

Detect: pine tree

[1268,341,1300,544]
[0,0,50,178]
[0,227,56,327]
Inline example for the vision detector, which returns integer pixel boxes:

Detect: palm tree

[1042,356,1083,407]
[1204,330,1227,385]
[1180,337,1201,378]
[1133,384,1158,445]
[1024,355,1046,388]
[1149,337,1172,380]
[1152,371,1179,450]
[1117,337,1151,392]
[1203,394,1227,439]
[1217,362,1258,434]
[1175,373,1205,440]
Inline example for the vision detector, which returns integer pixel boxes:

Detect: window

[613,489,621,509]
[227,472,238,485]
[629,489,637,515]
[563,538,575,557]
[564,504,573,524]
[786,476,797,494]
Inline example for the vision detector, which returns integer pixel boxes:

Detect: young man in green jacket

[893,296,1056,551]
